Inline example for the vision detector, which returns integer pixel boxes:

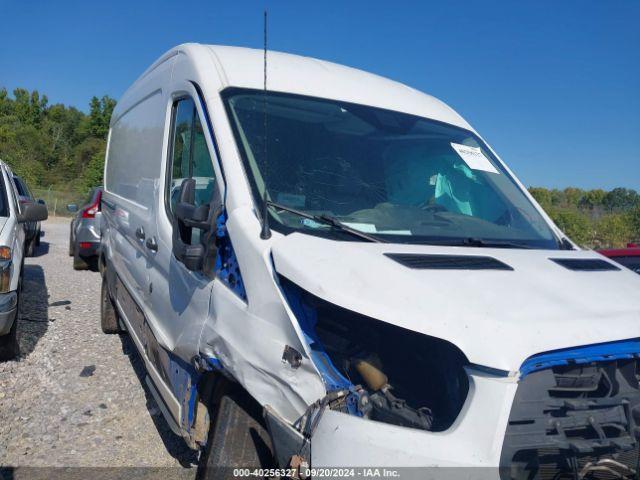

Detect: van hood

[0,217,8,238]
[271,233,640,372]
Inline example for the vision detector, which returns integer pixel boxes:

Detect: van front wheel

[198,388,274,480]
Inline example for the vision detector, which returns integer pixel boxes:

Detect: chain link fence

[32,188,90,217]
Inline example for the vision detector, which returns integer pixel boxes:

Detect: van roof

[129,43,473,131]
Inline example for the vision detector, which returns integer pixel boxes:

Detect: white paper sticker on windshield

[342,222,378,233]
[450,143,499,174]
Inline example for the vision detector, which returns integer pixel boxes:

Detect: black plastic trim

[385,253,514,271]
[551,258,621,272]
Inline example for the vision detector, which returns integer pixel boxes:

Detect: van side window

[167,98,216,215]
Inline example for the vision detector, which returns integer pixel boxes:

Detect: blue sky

[1,0,638,190]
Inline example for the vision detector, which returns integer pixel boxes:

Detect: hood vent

[551,258,620,272]
[384,253,513,271]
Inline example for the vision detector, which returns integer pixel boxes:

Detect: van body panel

[104,86,166,317]
[111,274,182,422]
[311,373,517,468]
[271,232,640,373]
[199,206,327,422]
[205,45,472,132]
[144,62,224,365]
[103,55,181,396]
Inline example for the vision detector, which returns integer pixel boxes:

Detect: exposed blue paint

[214,212,247,301]
[281,282,361,416]
[204,355,224,371]
[167,353,200,432]
[159,211,244,437]
[520,338,640,378]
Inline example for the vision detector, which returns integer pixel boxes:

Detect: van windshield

[223,88,559,249]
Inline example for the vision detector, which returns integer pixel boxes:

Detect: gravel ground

[0,218,198,478]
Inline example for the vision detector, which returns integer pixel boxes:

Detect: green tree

[81,145,106,191]
[529,187,553,210]
[549,209,592,246]
[12,88,47,126]
[0,87,115,190]
[604,188,640,212]
[628,206,640,241]
[579,189,607,210]
[563,187,584,208]
[88,95,116,139]
[595,214,634,248]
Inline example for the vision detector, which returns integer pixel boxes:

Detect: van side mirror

[67,203,78,213]
[37,199,46,206]
[172,179,218,272]
[18,203,48,223]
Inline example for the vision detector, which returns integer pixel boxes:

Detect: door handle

[145,237,158,253]
[135,227,145,241]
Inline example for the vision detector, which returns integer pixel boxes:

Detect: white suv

[0,161,48,360]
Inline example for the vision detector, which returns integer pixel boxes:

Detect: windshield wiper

[265,200,385,243]
[459,237,534,249]
[558,237,575,250]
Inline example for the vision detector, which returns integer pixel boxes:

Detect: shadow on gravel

[17,265,49,358]
[118,334,199,468]
[29,241,50,258]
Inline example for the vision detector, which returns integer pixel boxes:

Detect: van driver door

[145,86,224,374]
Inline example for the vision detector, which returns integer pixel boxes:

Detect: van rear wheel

[100,277,121,334]
[198,387,274,480]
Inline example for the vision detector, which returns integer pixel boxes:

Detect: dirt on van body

[0,218,197,478]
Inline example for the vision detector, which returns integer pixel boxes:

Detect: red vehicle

[599,243,640,274]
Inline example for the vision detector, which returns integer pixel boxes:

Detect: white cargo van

[101,44,640,479]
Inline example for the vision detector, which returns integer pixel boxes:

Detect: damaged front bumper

[501,356,640,479]
[265,351,640,480]
[265,369,517,478]
[261,265,640,478]
[311,370,516,469]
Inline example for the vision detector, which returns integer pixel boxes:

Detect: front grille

[500,360,640,479]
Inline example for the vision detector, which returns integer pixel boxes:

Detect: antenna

[260,9,272,240]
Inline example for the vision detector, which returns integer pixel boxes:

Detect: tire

[198,387,274,480]
[0,313,19,361]
[73,245,89,270]
[100,276,121,334]
[25,239,35,258]
[69,229,74,256]
[0,280,21,361]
